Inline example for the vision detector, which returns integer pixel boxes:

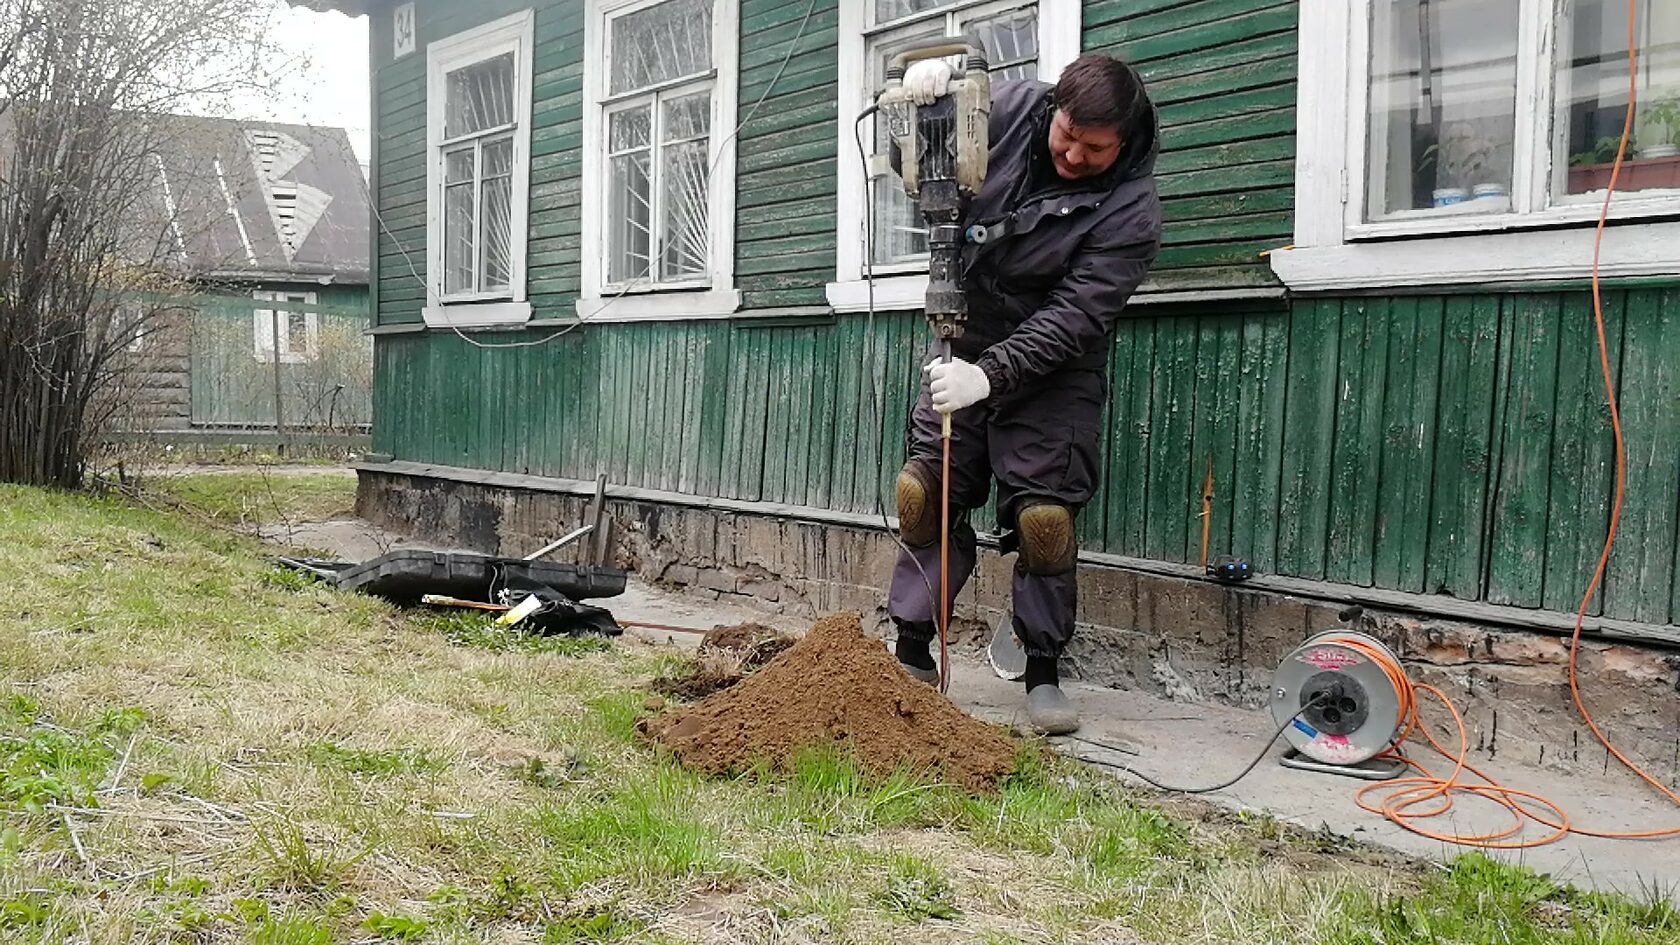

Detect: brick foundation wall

[357,468,1680,782]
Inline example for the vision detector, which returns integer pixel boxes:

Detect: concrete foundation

[356,467,1680,785]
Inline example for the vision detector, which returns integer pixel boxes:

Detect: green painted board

[1486,295,1562,608]
[1372,297,1444,593]
[1425,295,1501,600]
[1325,299,1388,588]
[1231,310,1289,573]
[1541,292,1620,617]
[1115,320,1157,558]
[1144,318,1197,563]
[1091,4,1296,64]
[1277,298,1340,580]
[1604,288,1680,623]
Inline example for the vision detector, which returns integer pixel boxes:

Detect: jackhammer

[875,43,992,692]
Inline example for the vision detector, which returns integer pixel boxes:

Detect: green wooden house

[308,0,1680,733]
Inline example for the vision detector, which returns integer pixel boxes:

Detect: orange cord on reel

[1313,0,1680,849]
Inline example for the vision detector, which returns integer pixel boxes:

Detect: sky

[225,1,373,167]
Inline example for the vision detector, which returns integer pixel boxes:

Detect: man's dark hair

[1052,52,1148,132]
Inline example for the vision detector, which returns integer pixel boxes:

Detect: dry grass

[1,479,1675,944]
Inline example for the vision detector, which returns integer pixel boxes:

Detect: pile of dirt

[650,622,794,699]
[638,612,1016,792]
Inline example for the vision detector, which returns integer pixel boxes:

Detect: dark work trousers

[887,357,1105,659]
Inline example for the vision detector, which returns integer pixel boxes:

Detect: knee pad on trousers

[1016,501,1077,575]
[895,463,939,548]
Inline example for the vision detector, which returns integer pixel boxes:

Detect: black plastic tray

[279,549,627,605]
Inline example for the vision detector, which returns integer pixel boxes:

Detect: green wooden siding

[190,285,373,429]
[373,0,1292,325]
[736,0,838,310]
[367,2,1680,631]
[374,287,1680,627]
[1087,0,1296,292]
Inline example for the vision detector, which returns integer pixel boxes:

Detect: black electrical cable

[1067,695,1329,795]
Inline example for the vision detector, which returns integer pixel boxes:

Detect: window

[114,301,148,354]
[578,0,740,321]
[1275,0,1680,290]
[253,291,318,364]
[828,0,1080,313]
[424,11,534,328]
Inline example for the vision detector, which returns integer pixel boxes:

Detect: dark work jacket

[956,76,1162,401]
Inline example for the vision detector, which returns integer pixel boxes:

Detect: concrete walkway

[280,516,1680,901]
[610,580,1680,901]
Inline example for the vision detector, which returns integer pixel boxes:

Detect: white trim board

[577,0,740,321]
[1268,223,1680,293]
[423,9,535,330]
[420,301,534,328]
[573,288,741,322]
[828,273,1287,312]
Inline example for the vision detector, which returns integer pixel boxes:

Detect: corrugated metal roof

[147,114,371,284]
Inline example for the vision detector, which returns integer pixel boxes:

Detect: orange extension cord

[1332,0,1680,848]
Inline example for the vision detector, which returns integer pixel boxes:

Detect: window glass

[1366,0,1520,219]
[610,0,713,96]
[1557,0,1680,197]
[482,138,515,291]
[445,53,514,139]
[608,107,653,284]
[876,0,949,22]
[660,91,712,280]
[443,148,476,294]
[969,7,1037,81]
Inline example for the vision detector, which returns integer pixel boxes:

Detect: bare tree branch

[0,0,287,486]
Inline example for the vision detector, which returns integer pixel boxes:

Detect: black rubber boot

[894,622,939,685]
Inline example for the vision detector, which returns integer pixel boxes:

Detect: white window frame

[577,0,741,322]
[117,301,148,354]
[423,10,535,329]
[253,290,319,365]
[827,0,1081,314]
[1271,0,1680,292]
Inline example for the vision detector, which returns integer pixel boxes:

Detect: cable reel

[1270,630,1409,780]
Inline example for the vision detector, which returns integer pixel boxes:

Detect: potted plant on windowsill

[1419,123,1503,211]
[1568,95,1680,193]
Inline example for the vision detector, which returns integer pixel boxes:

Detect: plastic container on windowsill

[1426,185,1510,215]
[1639,143,1680,159]
[1431,187,1469,207]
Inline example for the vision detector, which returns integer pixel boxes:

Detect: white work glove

[925,357,990,414]
[903,58,953,106]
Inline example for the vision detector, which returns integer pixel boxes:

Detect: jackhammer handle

[886,42,987,79]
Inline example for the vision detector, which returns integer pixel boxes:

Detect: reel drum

[1270,631,1405,766]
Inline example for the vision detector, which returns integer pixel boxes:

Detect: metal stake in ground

[876,42,991,694]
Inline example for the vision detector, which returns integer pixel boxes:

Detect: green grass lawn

[0,479,1675,944]
[137,469,358,527]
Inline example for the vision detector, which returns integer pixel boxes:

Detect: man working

[886,52,1162,735]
